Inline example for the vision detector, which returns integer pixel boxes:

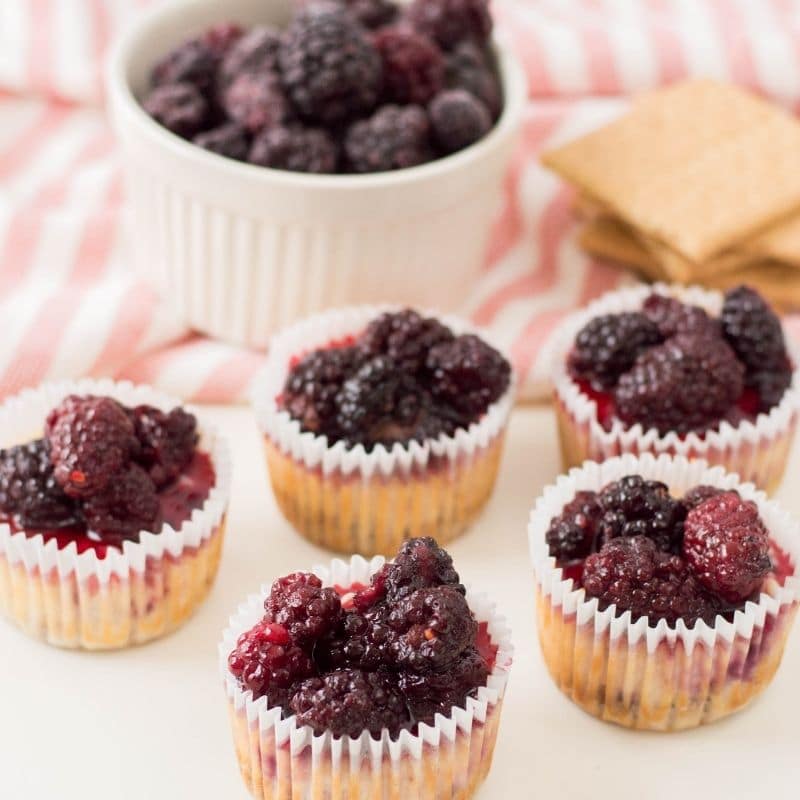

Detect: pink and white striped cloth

[2,0,800,404]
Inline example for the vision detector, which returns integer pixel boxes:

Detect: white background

[1,405,799,798]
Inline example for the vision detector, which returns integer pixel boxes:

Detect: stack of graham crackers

[542,79,800,309]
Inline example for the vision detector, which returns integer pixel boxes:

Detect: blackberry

[444,41,502,118]
[279,4,383,125]
[218,26,281,89]
[426,334,511,420]
[387,586,477,671]
[614,333,745,435]
[249,125,338,173]
[683,492,772,603]
[340,0,398,29]
[720,286,787,372]
[129,405,198,489]
[151,36,217,93]
[358,309,454,373]
[748,367,792,413]
[46,395,138,499]
[383,536,464,601]
[192,123,250,161]
[428,89,492,154]
[407,0,493,49]
[228,620,316,703]
[222,71,291,133]
[289,669,410,738]
[373,27,445,106]
[282,346,359,438]
[596,475,687,554]
[143,83,209,139]
[546,490,602,562]
[82,463,160,542]
[0,439,80,529]
[568,312,663,391]
[642,294,719,339]
[399,646,488,722]
[202,22,244,58]
[265,572,342,647]
[344,104,432,173]
[316,604,395,671]
[582,535,727,627]
[682,485,730,511]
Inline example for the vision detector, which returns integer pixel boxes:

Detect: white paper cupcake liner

[220,554,513,800]
[528,452,800,730]
[0,379,232,649]
[546,284,800,493]
[252,306,515,556]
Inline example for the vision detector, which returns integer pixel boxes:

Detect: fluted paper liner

[528,452,800,730]
[252,306,514,556]
[546,284,800,493]
[0,379,231,649]
[220,554,513,800]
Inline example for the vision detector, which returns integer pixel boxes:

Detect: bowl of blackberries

[108,0,526,348]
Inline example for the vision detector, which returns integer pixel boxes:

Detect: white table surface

[2,404,799,799]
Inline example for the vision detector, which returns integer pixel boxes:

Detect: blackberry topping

[278,4,383,125]
[407,0,493,49]
[596,475,687,554]
[249,125,338,173]
[142,83,209,139]
[568,312,663,391]
[373,27,445,106]
[383,536,464,601]
[218,26,281,89]
[428,89,492,154]
[192,123,250,160]
[264,572,343,647]
[682,485,729,511]
[290,669,410,738]
[387,586,477,671]
[426,334,511,420]
[445,41,502,118]
[221,71,291,133]
[129,406,198,489]
[82,463,161,543]
[317,605,395,671]
[614,333,745,435]
[642,294,719,339]
[339,0,398,29]
[748,367,792,413]
[228,620,316,702]
[683,492,771,603]
[545,490,601,562]
[46,395,138,499]
[0,439,80,529]
[344,104,432,173]
[151,36,217,92]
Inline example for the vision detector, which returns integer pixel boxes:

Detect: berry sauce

[1,451,215,558]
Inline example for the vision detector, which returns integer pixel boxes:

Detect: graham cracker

[543,79,800,263]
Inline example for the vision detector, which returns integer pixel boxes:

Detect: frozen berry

[358,309,454,373]
[614,333,745,435]
[265,572,342,647]
[202,22,244,58]
[282,346,359,438]
[345,104,432,172]
[218,26,281,88]
[597,475,687,554]
[407,0,492,49]
[426,334,511,420]
[399,646,488,721]
[429,89,492,153]
[373,27,445,105]
[721,286,787,372]
[151,36,217,92]
[192,123,250,160]
[279,4,383,125]
[583,535,726,626]
[143,82,209,139]
[445,41,501,118]
[683,492,772,603]
[546,491,602,562]
[568,312,663,391]
[46,395,137,499]
[249,125,338,173]
[82,463,160,542]
[290,668,410,738]
[387,586,477,671]
[642,294,719,339]
[222,71,290,133]
[383,536,464,601]
[682,485,730,511]
[0,439,80,529]
[340,0,398,29]
[129,406,198,488]
[228,620,316,703]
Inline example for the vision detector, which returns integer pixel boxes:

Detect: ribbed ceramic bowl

[107,0,527,348]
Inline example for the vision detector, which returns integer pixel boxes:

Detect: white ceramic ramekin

[107,0,527,348]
